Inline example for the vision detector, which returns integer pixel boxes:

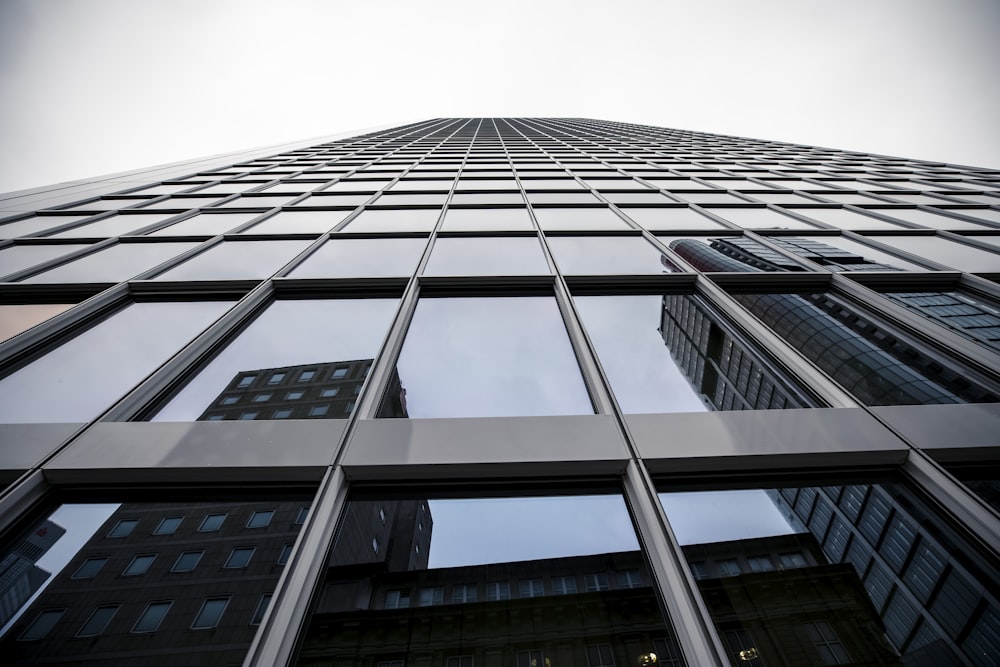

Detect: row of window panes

[108,509,278,537]
[73,543,293,578]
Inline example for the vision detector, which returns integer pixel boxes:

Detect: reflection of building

[199,359,407,421]
[5,500,429,665]
[0,520,64,626]
[300,533,898,667]
[5,502,306,665]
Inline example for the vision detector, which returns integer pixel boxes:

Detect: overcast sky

[1,0,998,194]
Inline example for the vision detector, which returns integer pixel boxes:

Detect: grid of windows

[0,118,998,667]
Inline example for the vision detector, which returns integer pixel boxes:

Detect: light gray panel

[0,423,85,476]
[630,407,908,473]
[343,415,630,478]
[44,421,346,483]
[871,403,1000,460]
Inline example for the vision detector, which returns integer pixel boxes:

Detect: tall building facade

[0,119,998,666]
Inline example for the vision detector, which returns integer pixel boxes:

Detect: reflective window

[224,547,255,569]
[171,551,204,573]
[526,192,600,205]
[131,602,172,634]
[191,598,230,629]
[153,299,397,421]
[864,235,1000,272]
[122,554,156,576]
[0,215,91,239]
[16,610,64,641]
[153,240,311,280]
[385,297,593,418]
[425,237,549,275]
[533,207,630,231]
[47,213,175,238]
[440,207,534,231]
[882,290,1000,354]
[72,557,108,579]
[0,303,75,343]
[711,208,819,230]
[576,294,810,412]
[149,212,260,236]
[76,605,119,637]
[373,194,449,206]
[548,236,676,275]
[287,238,427,278]
[296,494,679,665]
[877,208,996,230]
[153,516,183,535]
[217,195,295,209]
[341,208,440,232]
[21,242,199,283]
[239,210,353,235]
[657,483,1000,666]
[451,193,525,205]
[620,207,725,230]
[0,244,90,278]
[0,301,231,423]
[795,208,907,230]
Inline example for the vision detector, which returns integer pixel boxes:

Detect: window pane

[384,297,593,418]
[21,242,198,283]
[131,602,171,633]
[0,215,91,239]
[533,207,630,231]
[620,207,725,230]
[191,598,230,629]
[881,290,1000,354]
[240,210,353,235]
[153,299,397,421]
[440,207,534,231]
[548,236,676,274]
[288,238,427,278]
[710,208,819,230]
[149,212,260,236]
[296,494,679,665]
[153,240,311,280]
[795,208,906,230]
[0,244,90,278]
[0,301,231,423]
[425,237,549,275]
[47,213,175,238]
[341,209,440,232]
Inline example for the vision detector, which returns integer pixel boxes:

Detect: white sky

[2,0,999,194]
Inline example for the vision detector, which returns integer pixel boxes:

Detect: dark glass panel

[288,238,427,278]
[424,237,549,275]
[152,240,311,281]
[22,242,199,283]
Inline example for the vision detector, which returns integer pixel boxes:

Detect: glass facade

[0,118,998,666]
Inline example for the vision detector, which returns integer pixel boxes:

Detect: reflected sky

[393,297,593,418]
[0,301,230,423]
[575,295,707,414]
[154,299,398,421]
[428,496,639,568]
[658,490,797,545]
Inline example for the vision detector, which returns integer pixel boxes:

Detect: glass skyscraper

[0,118,998,666]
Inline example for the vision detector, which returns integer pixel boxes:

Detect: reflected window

[191,598,230,629]
[250,594,272,625]
[225,547,255,569]
[108,519,138,538]
[153,516,183,535]
[384,297,592,418]
[131,602,172,634]
[172,551,203,572]
[17,610,64,641]
[76,606,119,637]
[199,513,226,532]
[123,554,156,576]
[71,557,108,579]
